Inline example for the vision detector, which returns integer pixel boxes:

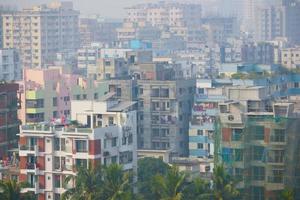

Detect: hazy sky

[1,0,232,19]
[1,0,159,18]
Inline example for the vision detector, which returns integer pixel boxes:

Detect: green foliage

[182,177,211,200]
[151,166,186,200]
[0,180,34,200]
[100,164,132,200]
[61,164,103,200]
[60,159,241,200]
[212,165,239,200]
[137,157,170,200]
[281,188,294,200]
[61,164,132,200]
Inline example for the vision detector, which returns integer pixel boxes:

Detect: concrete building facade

[19,100,137,200]
[2,2,79,68]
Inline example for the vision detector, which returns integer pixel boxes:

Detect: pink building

[18,67,106,124]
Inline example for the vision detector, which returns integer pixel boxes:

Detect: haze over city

[0,0,299,200]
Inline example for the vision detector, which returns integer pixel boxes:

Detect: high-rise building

[0,83,19,157]
[282,0,300,45]
[217,98,300,199]
[254,6,284,41]
[2,2,79,68]
[19,100,137,200]
[0,49,22,81]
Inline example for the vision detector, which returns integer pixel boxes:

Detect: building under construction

[215,99,300,200]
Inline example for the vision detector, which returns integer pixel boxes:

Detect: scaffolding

[215,114,300,200]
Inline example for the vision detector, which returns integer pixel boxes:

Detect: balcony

[26,90,44,100]
[19,145,38,156]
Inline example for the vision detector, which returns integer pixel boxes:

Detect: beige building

[2,2,79,68]
[281,47,300,69]
[125,2,202,28]
[88,58,128,80]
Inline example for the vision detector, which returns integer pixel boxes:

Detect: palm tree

[183,177,212,200]
[212,165,239,200]
[0,179,33,200]
[151,166,186,200]
[61,164,103,200]
[281,188,294,200]
[100,164,132,200]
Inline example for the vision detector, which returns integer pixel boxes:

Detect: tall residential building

[189,80,225,160]
[100,57,195,156]
[282,0,300,45]
[217,97,300,199]
[2,2,79,68]
[125,2,202,28]
[0,83,19,158]
[19,100,137,200]
[254,6,284,42]
[0,49,22,81]
[18,67,107,124]
[79,18,122,46]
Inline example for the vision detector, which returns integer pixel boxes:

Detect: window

[235,168,243,180]
[197,130,203,136]
[109,117,114,125]
[94,93,98,100]
[63,96,70,102]
[253,126,264,140]
[232,129,242,141]
[112,137,117,147]
[269,169,283,183]
[152,128,159,137]
[197,143,203,149]
[252,166,265,181]
[54,138,60,151]
[54,175,61,188]
[53,97,57,107]
[268,150,284,163]
[116,88,122,96]
[271,129,285,142]
[82,94,87,100]
[252,146,265,161]
[53,111,58,118]
[75,140,87,152]
[111,156,117,163]
[234,149,243,161]
[75,159,87,168]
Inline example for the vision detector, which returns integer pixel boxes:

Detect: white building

[19,100,137,200]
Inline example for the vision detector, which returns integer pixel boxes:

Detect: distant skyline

[1,0,215,19]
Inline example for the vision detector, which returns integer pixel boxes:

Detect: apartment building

[19,100,137,200]
[2,2,79,68]
[0,83,19,158]
[18,67,107,124]
[254,6,284,42]
[125,2,202,28]
[217,92,300,199]
[0,49,22,81]
[136,79,194,156]
[100,61,195,156]
[189,80,226,160]
[88,57,128,80]
[77,45,102,75]
[281,47,300,69]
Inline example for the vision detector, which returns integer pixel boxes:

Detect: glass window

[75,140,87,152]
[112,137,117,147]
